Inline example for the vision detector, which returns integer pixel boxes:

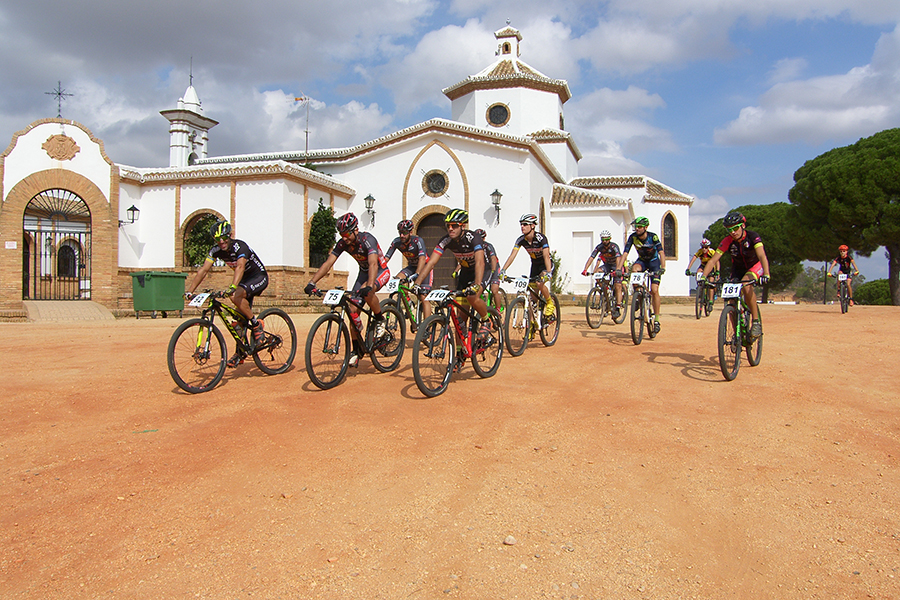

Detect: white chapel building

[0,24,692,312]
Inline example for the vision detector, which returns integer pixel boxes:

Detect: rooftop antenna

[190,56,193,87]
[294,94,311,157]
[45,81,74,118]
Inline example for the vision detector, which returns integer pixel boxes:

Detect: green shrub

[854,279,891,305]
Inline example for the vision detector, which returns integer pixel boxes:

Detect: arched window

[662,213,677,259]
[183,213,220,267]
[58,245,77,277]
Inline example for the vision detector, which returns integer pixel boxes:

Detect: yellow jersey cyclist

[617,216,666,333]
[414,208,493,341]
[700,212,770,339]
[385,219,433,320]
[304,212,391,367]
[581,229,624,318]
[686,238,719,309]
[499,213,555,318]
[184,219,269,368]
[827,244,860,306]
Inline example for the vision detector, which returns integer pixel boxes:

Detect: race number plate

[513,276,529,292]
[323,289,345,306]
[425,289,451,302]
[188,293,210,308]
[721,283,743,299]
[629,272,648,288]
[385,278,400,293]
[838,273,848,282]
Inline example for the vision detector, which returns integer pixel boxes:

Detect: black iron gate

[22,189,92,300]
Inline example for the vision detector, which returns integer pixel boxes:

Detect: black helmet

[474,228,486,239]
[210,219,232,239]
[397,219,414,233]
[723,212,745,228]
[337,213,359,234]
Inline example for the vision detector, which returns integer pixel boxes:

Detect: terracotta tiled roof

[550,184,630,208]
[568,175,693,205]
[443,59,571,103]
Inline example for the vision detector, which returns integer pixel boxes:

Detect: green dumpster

[131,271,188,319]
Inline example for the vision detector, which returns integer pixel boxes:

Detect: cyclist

[500,213,555,318]
[414,208,493,341]
[617,216,666,333]
[700,212,770,339]
[827,244,860,306]
[385,219,432,320]
[185,219,268,368]
[304,212,390,367]
[474,228,502,308]
[581,229,624,318]
[686,238,719,310]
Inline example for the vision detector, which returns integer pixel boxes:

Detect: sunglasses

[727,224,742,232]
[446,223,462,230]
[339,230,355,238]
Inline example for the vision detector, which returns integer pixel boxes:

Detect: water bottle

[350,311,363,333]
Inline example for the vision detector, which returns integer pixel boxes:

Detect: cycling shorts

[239,271,269,306]
[730,261,763,283]
[352,267,391,293]
[398,266,433,288]
[634,258,662,285]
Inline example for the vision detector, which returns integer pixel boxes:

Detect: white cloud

[715,25,900,145]
[689,194,732,243]
[767,57,808,84]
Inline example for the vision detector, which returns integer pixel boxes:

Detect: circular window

[422,170,449,198]
[487,103,510,127]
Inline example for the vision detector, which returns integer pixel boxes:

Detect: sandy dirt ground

[1,302,898,599]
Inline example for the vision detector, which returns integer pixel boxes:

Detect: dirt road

[1,303,898,599]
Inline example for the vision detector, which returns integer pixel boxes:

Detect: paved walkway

[22,301,116,322]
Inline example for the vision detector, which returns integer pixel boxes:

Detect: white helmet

[600,230,612,240]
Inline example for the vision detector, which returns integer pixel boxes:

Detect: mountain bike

[412,288,503,398]
[382,276,425,334]
[692,272,719,319]
[716,280,763,381]
[305,287,405,390]
[837,273,851,314]
[585,271,626,328]
[502,274,560,356]
[628,271,660,345]
[167,290,297,394]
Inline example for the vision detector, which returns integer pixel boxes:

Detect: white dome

[181,85,202,113]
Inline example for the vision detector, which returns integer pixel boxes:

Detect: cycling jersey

[694,247,716,266]
[623,231,663,262]
[207,239,268,300]
[331,231,389,272]
[513,232,550,265]
[385,235,427,269]
[432,229,483,270]
[482,241,499,286]
[716,229,763,272]
[589,241,622,266]
[834,255,854,273]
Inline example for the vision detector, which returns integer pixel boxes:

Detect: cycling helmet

[210,219,232,239]
[700,238,711,247]
[519,213,538,225]
[600,230,612,240]
[337,212,359,234]
[474,228,486,239]
[397,219,414,233]
[633,216,650,228]
[723,212,746,228]
[838,244,849,251]
[444,208,468,224]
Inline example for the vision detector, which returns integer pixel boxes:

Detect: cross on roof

[45,81,74,118]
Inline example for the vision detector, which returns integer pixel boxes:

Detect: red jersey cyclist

[686,238,719,309]
[304,212,390,367]
[499,213,555,318]
[699,212,770,339]
[385,219,432,320]
[582,229,624,317]
[827,245,860,306]
[414,208,493,341]
[616,216,666,333]
[185,219,268,368]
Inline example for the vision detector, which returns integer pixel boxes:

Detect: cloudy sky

[2,0,898,278]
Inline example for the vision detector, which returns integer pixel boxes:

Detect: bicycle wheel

[539,293,561,346]
[369,303,406,372]
[647,297,658,339]
[167,318,227,394]
[840,282,849,314]
[251,308,297,375]
[585,287,604,329]
[305,313,350,390]
[504,296,529,356]
[471,307,503,378]
[704,288,715,317]
[413,314,454,397]
[695,285,704,320]
[718,304,740,381]
[746,310,763,366]
[630,292,644,345]
[494,288,508,313]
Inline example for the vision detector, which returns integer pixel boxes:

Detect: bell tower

[160,84,218,167]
